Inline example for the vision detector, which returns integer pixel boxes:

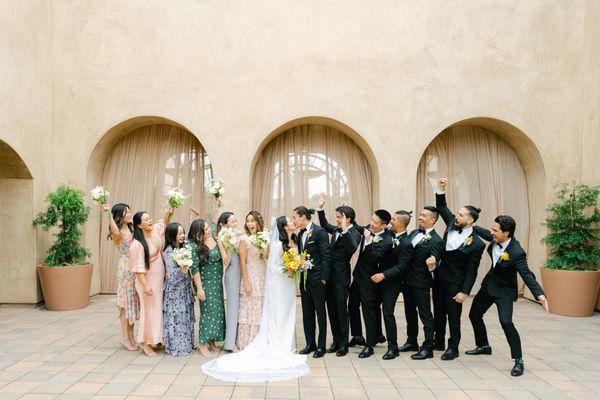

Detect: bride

[201,216,310,382]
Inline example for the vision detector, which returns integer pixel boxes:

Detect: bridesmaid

[102,203,139,351]
[163,223,195,356]
[189,219,229,356]
[237,211,269,350]
[216,212,242,352]
[129,208,172,357]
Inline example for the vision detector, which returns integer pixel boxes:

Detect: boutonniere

[464,236,474,246]
[305,229,313,240]
[392,238,400,248]
[373,235,382,243]
[500,252,510,261]
[421,233,432,243]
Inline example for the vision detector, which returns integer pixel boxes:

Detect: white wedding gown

[201,237,309,382]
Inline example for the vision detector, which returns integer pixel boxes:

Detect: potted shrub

[540,183,600,317]
[33,185,93,311]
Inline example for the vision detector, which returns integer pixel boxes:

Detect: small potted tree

[541,183,600,317]
[33,184,93,311]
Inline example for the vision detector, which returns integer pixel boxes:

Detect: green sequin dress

[191,242,225,344]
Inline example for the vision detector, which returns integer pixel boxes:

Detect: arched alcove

[86,116,213,293]
[0,140,35,303]
[416,117,546,298]
[251,117,379,224]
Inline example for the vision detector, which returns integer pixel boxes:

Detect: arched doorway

[416,118,546,297]
[251,117,378,225]
[87,117,213,293]
[0,140,35,303]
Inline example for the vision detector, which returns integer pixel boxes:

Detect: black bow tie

[418,229,426,234]
[455,227,463,234]
[335,228,343,234]
[300,228,307,235]
[497,243,503,249]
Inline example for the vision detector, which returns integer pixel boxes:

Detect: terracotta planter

[540,268,600,317]
[37,264,93,311]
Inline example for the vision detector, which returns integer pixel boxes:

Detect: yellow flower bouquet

[281,247,313,285]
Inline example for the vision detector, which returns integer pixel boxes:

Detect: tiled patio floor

[1,295,599,400]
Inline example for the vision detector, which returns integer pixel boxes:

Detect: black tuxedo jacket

[435,192,486,294]
[298,223,332,286]
[354,230,393,288]
[317,210,362,285]
[473,226,545,302]
[405,228,444,289]
[379,231,414,290]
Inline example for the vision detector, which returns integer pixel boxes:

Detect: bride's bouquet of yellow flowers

[280,248,313,285]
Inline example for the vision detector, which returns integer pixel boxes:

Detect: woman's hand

[190,207,201,217]
[197,287,206,302]
[243,279,252,296]
[143,285,153,297]
[180,266,189,275]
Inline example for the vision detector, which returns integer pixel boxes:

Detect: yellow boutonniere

[373,235,382,243]
[465,236,473,246]
[500,252,510,261]
[392,238,399,248]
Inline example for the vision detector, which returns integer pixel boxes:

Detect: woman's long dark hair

[107,203,133,240]
[132,211,150,270]
[276,216,297,252]
[244,211,265,235]
[188,219,210,264]
[164,222,184,251]
[216,212,234,236]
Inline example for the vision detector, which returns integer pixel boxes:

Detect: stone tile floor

[1,295,600,399]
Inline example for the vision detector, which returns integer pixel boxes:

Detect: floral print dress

[191,242,225,344]
[163,245,195,356]
[115,235,139,324]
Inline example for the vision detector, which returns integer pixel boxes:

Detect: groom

[293,206,332,358]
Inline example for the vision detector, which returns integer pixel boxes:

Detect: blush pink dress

[129,221,166,346]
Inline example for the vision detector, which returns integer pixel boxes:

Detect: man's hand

[426,256,436,271]
[321,280,327,285]
[341,213,348,231]
[453,292,467,304]
[318,193,326,209]
[371,273,385,283]
[538,295,549,313]
[363,228,371,239]
[439,177,448,192]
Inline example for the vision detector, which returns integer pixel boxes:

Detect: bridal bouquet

[167,187,187,217]
[249,229,271,260]
[217,227,240,253]
[90,186,111,216]
[281,248,313,285]
[171,244,193,272]
[205,178,225,207]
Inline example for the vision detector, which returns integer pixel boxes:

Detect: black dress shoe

[298,346,316,355]
[348,336,366,347]
[440,348,459,360]
[313,347,326,358]
[432,342,446,351]
[326,343,339,353]
[336,346,348,357]
[382,348,399,360]
[411,348,433,360]
[358,346,374,358]
[377,335,387,344]
[398,342,419,352]
[465,346,492,356]
[511,361,524,377]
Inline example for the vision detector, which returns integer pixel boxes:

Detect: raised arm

[102,204,124,244]
[342,228,362,258]
[435,178,455,226]
[316,193,337,234]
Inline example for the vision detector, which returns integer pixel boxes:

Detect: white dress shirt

[411,227,435,247]
[445,226,473,251]
[301,221,313,248]
[492,238,511,267]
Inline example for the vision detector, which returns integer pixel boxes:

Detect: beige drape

[99,124,212,293]
[252,124,373,226]
[416,125,530,293]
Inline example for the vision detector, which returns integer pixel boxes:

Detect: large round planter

[37,264,93,311]
[540,268,600,317]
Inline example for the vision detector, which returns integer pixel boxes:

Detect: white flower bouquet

[205,178,224,207]
[167,187,187,217]
[249,229,271,260]
[171,244,193,272]
[217,227,240,253]
[90,186,111,216]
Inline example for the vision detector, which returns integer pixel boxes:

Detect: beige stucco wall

[0,0,598,304]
